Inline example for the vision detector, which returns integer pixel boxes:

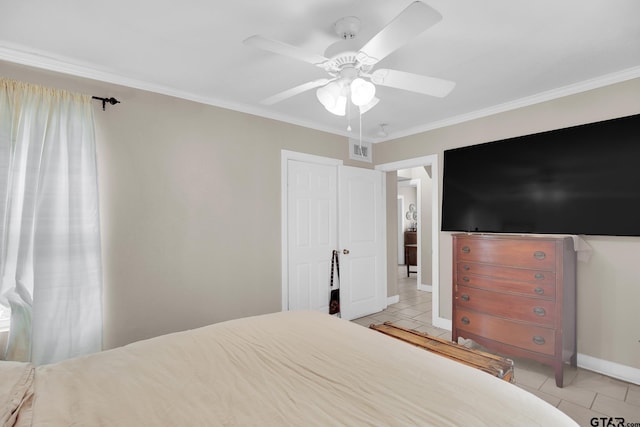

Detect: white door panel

[348,256,377,302]
[287,160,337,312]
[339,166,385,320]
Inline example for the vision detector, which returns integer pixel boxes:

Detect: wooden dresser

[452,233,576,387]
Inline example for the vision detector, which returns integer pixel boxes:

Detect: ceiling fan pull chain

[359,108,363,152]
[347,99,352,131]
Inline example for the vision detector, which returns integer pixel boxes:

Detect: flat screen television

[441,113,640,236]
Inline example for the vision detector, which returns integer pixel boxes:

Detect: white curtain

[0,78,102,365]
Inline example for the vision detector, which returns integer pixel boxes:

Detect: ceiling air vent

[349,138,371,163]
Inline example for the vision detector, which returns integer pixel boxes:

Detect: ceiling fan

[243,1,455,117]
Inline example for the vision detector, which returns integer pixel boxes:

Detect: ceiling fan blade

[358,2,442,66]
[243,35,329,67]
[261,79,333,105]
[371,69,455,98]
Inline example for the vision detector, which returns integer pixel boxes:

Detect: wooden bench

[369,322,515,383]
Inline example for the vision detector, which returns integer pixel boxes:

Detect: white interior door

[338,165,386,320]
[287,160,337,312]
[283,153,385,320]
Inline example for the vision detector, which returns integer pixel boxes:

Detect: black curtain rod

[92,96,120,111]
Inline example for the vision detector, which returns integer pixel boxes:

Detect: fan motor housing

[334,16,361,39]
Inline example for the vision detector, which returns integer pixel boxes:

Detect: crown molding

[2,42,638,144]
[384,65,640,142]
[0,42,362,140]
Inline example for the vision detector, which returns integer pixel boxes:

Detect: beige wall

[375,77,640,370]
[398,183,416,231]
[0,61,365,349]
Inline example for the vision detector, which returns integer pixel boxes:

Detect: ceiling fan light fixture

[359,96,379,115]
[316,82,340,109]
[326,95,347,116]
[248,1,456,135]
[350,78,376,106]
[317,81,348,116]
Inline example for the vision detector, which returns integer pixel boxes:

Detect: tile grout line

[588,392,597,410]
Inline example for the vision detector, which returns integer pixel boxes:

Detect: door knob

[343,249,350,255]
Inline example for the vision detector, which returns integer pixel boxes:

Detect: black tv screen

[441,113,640,236]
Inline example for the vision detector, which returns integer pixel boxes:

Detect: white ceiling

[1,0,639,142]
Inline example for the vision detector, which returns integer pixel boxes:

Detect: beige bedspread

[3,310,578,426]
[0,362,33,427]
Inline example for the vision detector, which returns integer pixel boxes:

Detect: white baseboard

[432,316,452,331]
[387,295,399,305]
[418,284,432,292]
[578,353,640,386]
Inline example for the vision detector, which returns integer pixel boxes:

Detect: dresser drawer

[455,237,556,270]
[457,262,555,285]
[455,308,556,356]
[455,285,556,326]
[455,272,556,299]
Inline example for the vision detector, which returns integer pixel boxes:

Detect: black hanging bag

[329,250,340,315]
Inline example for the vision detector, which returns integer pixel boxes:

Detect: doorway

[376,155,449,330]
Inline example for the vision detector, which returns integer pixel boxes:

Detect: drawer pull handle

[534,273,545,280]
[534,287,544,295]
[461,317,470,325]
[461,294,470,302]
[533,251,546,260]
[532,336,546,345]
[462,246,471,254]
[533,307,546,316]
[463,264,470,271]
[462,276,470,282]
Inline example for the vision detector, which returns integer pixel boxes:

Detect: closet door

[287,160,338,312]
[285,158,386,320]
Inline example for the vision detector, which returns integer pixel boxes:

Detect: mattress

[1,310,578,426]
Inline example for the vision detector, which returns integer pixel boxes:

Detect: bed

[1,310,577,426]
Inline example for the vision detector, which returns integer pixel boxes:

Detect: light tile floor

[351,267,640,427]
